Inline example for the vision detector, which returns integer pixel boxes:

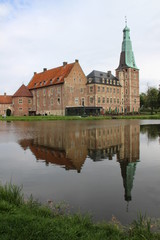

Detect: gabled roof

[13,84,33,97]
[28,62,75,90]
[0,95,12,104]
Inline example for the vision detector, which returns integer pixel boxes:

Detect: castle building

[0,24,139,116]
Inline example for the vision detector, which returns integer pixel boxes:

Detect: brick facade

[12,96,33,116]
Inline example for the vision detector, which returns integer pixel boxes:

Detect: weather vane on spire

[125,16,127,26]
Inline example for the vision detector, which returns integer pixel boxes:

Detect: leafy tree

[140,93,147,108]
[157,91,160,108]
[146,87,158,114]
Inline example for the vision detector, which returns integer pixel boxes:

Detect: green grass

[0,183,160,239]
[0,113,160,121]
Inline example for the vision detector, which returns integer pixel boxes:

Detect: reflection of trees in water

[140,125,160,140]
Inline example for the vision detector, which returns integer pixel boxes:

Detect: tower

[116,21,140,113]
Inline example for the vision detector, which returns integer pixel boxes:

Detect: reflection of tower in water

[118,124,140,209]
[120,161,137,203]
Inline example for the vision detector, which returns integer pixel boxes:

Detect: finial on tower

[125,16,127,27]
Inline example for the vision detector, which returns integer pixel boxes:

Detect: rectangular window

[28,99,32,104]
[19,98,22,104]
[51,88,54,95]
[70,87,74,93]
[113,88,115,93]
[90,97,93,104]
[98,97,101,103]
[89,86,93,93]
[75,98,79,105]
[110,98,112,103]
[110,88,112,93]
[117,89,119,93]
[107,87,109,92]
[114,98,116,103]
[102,87,105,92]
[107,98,109,103]
[51,98,53,105]
[102,97,105,103]
[98,86,100,92]
[57,87,60,93]
[117,98,119,104]
[134,99,136,103]
[80,88,84,93]
[57,98,61,104]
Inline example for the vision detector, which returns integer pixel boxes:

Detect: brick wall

[0,104,13,115]
[13,97,33,116]
[87,83,122,113]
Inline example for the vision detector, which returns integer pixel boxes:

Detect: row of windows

[88,78,119,86]
[18,99,32,104]
[37,98,61,106]
[90,86,120,94]
[90,97,120,104]
[36,88,60,97]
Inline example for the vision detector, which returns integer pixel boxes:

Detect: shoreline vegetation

[0,113,160,121]
[0,183,160,239]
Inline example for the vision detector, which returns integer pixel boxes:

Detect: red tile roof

[0,95,12,104]
[28,62,75,90]
[13,84,33,97]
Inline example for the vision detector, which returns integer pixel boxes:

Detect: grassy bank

[0,113,160,121]
[0,183,160,240]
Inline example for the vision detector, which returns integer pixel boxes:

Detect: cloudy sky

[0,0,160,94]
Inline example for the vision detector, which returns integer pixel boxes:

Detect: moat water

[0,119,160,224]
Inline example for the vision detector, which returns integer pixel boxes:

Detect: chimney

[75,59,79,63]
[4,92,6,96]
[63,62,67,66]
[34,72,37,75]
[43,68,47,72]
[107,71,111,77]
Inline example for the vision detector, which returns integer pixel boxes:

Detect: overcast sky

[0,0,160,94]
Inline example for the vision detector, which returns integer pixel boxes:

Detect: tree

[146,87,159,114]
[140,92,147,108]
[157,91,160,108]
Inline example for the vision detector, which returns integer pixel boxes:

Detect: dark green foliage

[0,183,160,239]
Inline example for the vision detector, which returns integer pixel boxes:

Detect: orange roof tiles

[0,95,12,104]
[28,62,75,90]
[13,84,33,97]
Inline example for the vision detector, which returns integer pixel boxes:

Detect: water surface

[0,119,159,224]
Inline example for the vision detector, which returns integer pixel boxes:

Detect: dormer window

[40,82,42,86]
[34,83,36,87]
[88,78,92,83]
[43,80,46,85]
[50,79,52,84]
[57,77,59,81]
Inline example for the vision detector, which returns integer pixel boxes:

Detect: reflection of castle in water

[19,123,140,202]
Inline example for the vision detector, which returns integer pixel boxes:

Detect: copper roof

[28,62,75,90]
[13,84,33,97]
[0,95,12,104]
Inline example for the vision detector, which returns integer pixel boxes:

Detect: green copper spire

[117,22,138,69]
